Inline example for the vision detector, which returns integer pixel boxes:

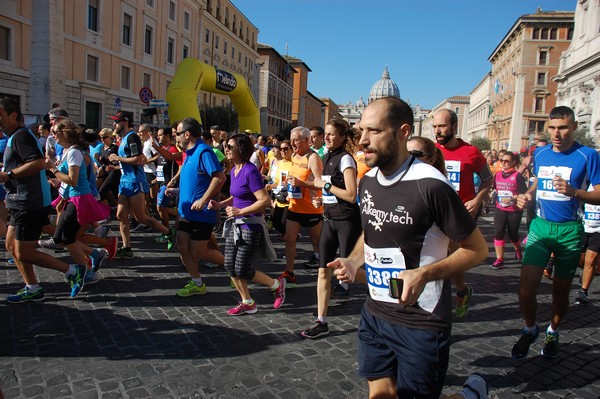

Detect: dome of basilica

[368,66,400,103]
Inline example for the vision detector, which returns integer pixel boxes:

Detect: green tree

[574,127,596,149]
[200,104,239,132]
[470,136,491,152]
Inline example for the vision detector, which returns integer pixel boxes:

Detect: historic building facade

[0,0,258,129]
[256,44,294,135]
[283,55,325,128]
[467,72,492,143]
[487,9,574,151]
[554,0,600,141]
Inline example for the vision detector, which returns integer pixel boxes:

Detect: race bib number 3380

[364,243,405,304]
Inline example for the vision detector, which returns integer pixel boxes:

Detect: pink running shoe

[273,277,286,309]
[227,301,258,316]
[105,236,118,260]
[515,249,523,261]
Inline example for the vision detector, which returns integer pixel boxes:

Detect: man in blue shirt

[167,118,226,297]
[513,106,600,359]
[108,112,174,258]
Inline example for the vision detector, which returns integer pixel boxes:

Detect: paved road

[1,213,600,398]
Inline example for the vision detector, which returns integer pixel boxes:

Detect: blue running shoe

[91,249,108,272]
[7,287,45,303]
[65,264,86,297]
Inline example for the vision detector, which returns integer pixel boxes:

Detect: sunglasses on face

[280,147,290,151]
[500,159,513,164]
[175,130,186,136]
[409,150,431,158]
[226,144,236,150]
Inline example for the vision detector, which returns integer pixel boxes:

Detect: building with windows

[256,43,294,135]
[555,0,600,141]
[467,72,492,143]
[487,9,574,151]
[319,98,341,126]
[284,55,325,128]
[0,0,259,129]
[338,97,366,128]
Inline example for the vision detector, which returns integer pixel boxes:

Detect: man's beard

[364,137,399,170]
[436,132,453,146]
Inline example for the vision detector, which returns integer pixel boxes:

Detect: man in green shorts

[513,106,600,359]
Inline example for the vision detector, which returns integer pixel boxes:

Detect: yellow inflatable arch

[166,58,261,133]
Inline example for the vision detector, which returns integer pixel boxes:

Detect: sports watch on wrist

[323,182,332,192]
[7,170,15,180]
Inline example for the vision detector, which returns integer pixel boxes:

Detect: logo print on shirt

[361,189,413,231]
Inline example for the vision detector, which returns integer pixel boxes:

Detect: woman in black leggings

[490,151,527,269]
[300,119,362,339]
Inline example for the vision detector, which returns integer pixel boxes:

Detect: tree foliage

[574,127,596,149]
[200,104,239,132]
[470,136,492,152]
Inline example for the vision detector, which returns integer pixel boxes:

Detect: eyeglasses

[280,147,290,151]
[409,150,431,158]
[500,159,513,164]
[175,130,186,136]
[226,144,236,150]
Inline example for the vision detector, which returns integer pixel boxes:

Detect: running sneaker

[115,247,134,259]
[455,285,473,318]
[38,238,63,250]
[7,258,15,265]
[574,289,589,305]
[272,277,286,309]
[154,233,169,243]
[176,280,207,297]
[515,249,523,262]
[84,270,100,285]
[279,270,297,288]
[166,228,177,251]
[304,255,319,269]
[91,249,109,272]
[459,374,488,399]
[541,329,560,359]
[300,320,330,339]
[511,325,539,359]
[94,225,110,238]
[332,283,350,298]
[490,259,504,270]
[65,264,86,297]
[203,262,220,269]
[105,236,118,260]
[130,219,140,231]
[7,287,45,304]
[227,301,258,315]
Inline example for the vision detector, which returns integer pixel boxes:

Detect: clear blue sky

[233,0,576,109]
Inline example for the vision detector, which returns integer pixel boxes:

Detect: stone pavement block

[3,215,600,397]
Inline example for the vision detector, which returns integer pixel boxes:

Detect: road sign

[139,87,153,105]
[149,99,168,107]
[115,97,122,110]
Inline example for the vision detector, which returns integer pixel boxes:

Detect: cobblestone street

[2,213,600,398]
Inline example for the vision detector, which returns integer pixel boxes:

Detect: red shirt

[436,139,487,203]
